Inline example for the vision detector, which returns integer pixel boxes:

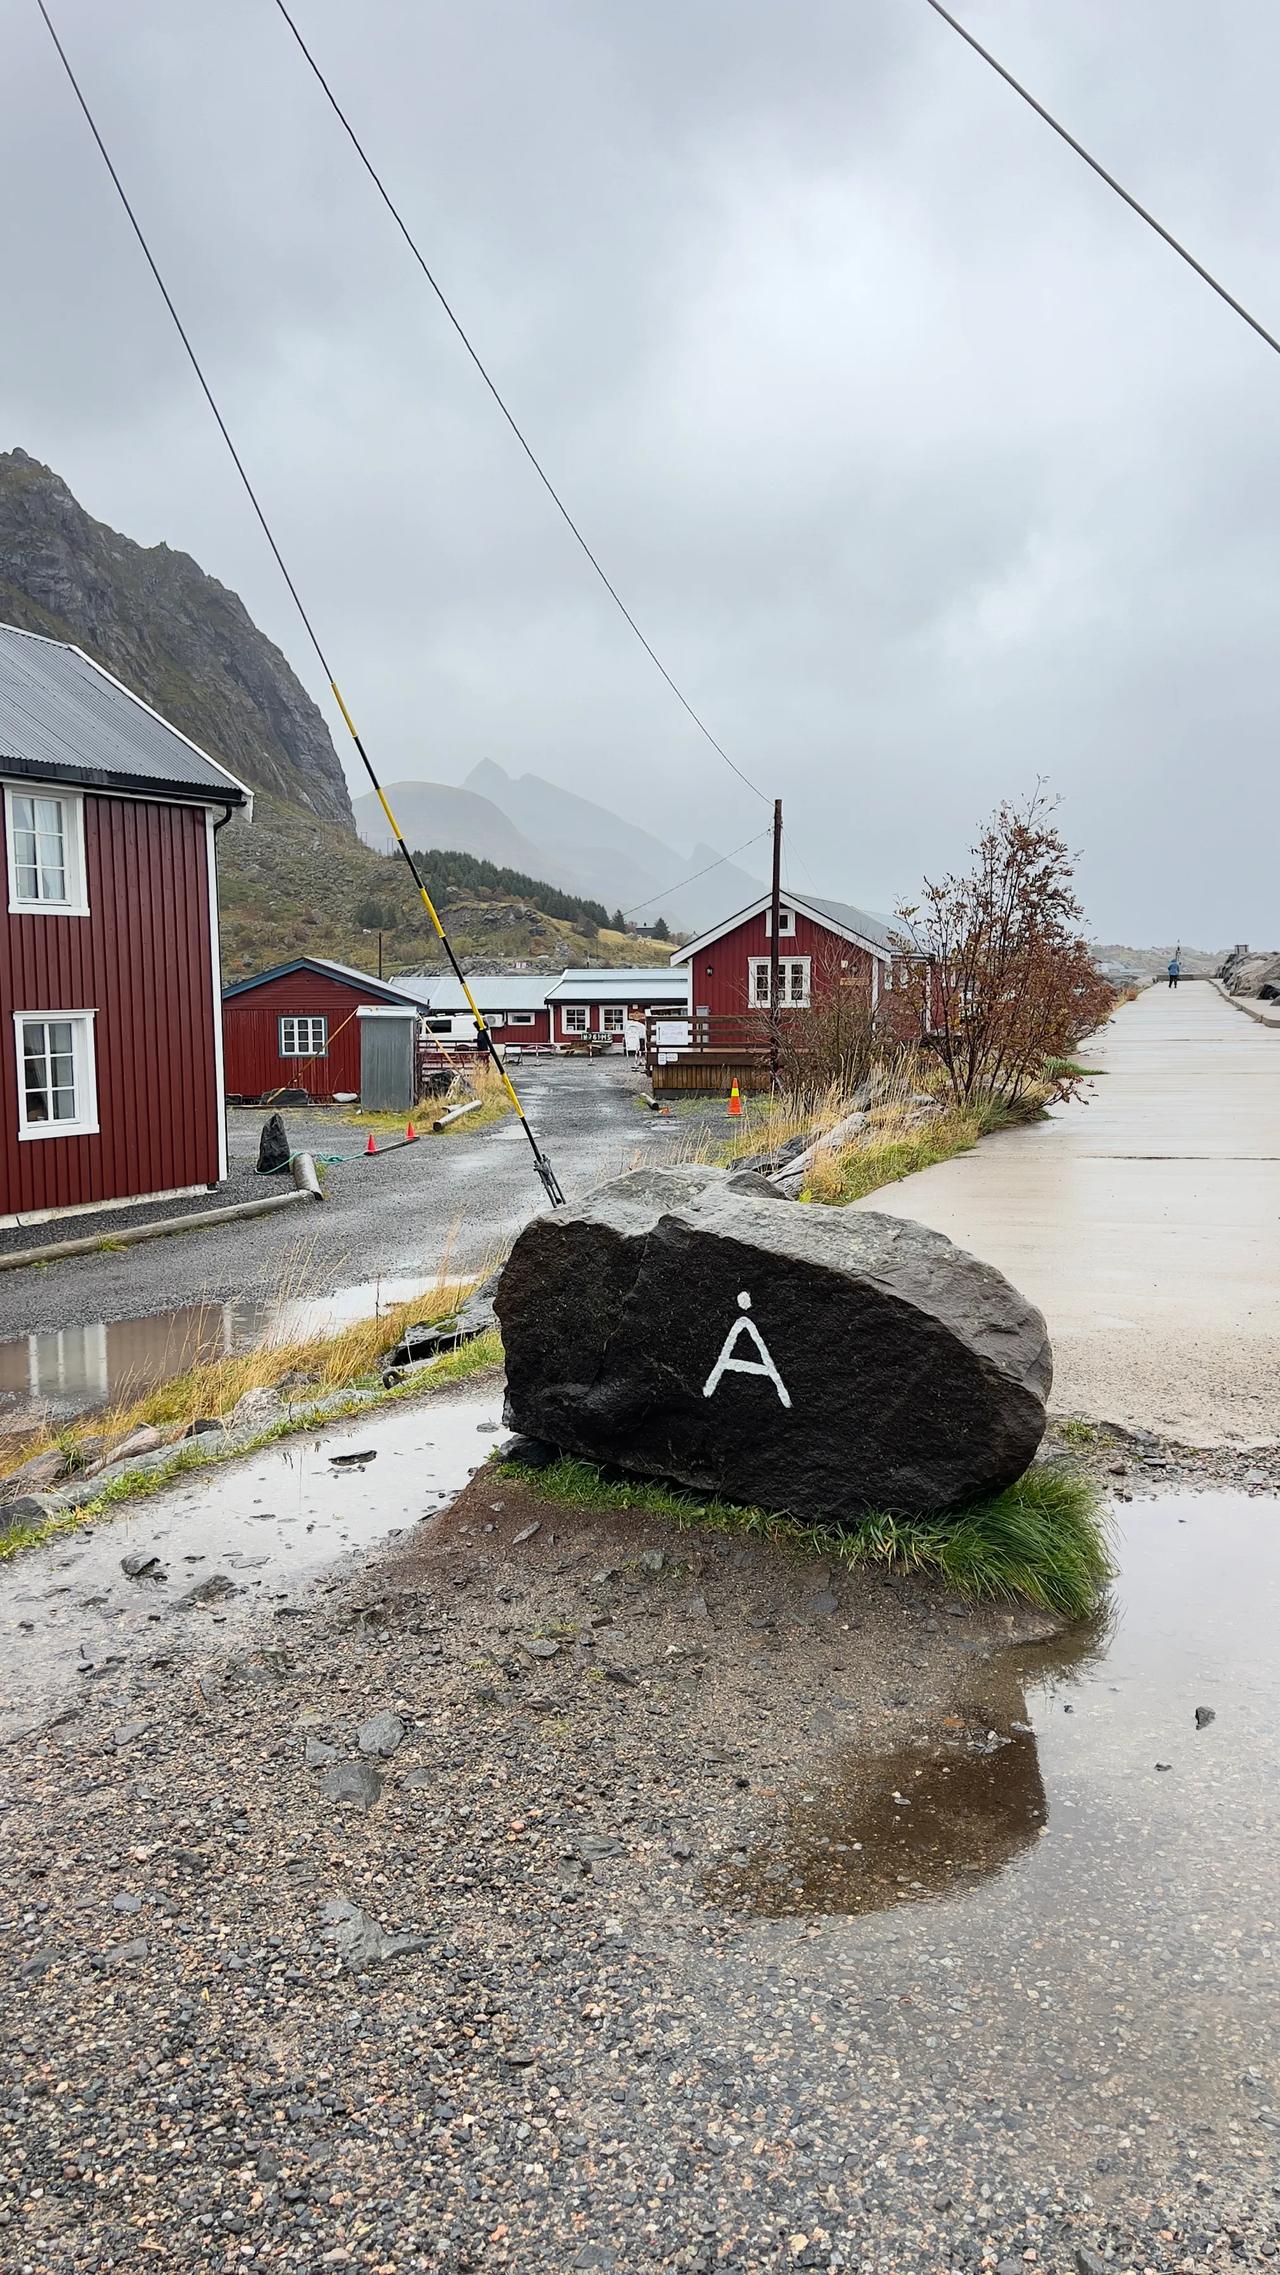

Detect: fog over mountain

[8,0,1280,939]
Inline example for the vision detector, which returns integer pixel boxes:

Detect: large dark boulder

[496,1165,1051,1522]
[256,1112,291,1174]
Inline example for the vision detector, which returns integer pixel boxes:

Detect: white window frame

[748,956,811,1009]
[506,1012,536,1028]
[763,905,796,938]
[600,1006,626,1033]
[561,1005,589,1034]
[14,1010,99,1141]
[279,1014,328,1059]
[4,784,89,917]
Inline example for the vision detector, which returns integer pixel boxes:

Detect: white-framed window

[279,1014,327,1058]
[507,1012,536,1028]
[601,1007,626,1033]
[748,957,811,1008]
[561,1006,588,1034]
[763,905,796,937]
[4,785,88,916]
[15,1011,98,1140]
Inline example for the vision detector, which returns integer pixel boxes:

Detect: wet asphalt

[0,1058,668,1347]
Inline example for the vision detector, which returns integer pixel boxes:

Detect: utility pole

[769,798,783,1084]
[378,930,384,981]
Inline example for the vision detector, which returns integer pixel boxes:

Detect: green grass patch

[498,1455,1113,1620]
[1044,1057,1104,1080]
[1054,1416,1103,1447]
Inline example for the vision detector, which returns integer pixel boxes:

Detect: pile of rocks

[1219,945,1280,1000]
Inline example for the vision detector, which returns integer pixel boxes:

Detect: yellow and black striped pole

[330,681,565,1205]
[36,0,565,1207]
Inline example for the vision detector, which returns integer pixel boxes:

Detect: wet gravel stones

[1,1475,1275,2273]
[1050,1418,1280,1496]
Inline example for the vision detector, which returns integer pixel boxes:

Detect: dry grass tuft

[0,1231,504,1487]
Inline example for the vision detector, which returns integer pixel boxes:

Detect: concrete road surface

[859,980,1280,1443]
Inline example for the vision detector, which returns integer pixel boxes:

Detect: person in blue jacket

[1167,956,1181,989]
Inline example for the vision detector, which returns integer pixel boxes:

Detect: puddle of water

[0,1389,505,1738]
[713,1492,1280,1921]
[0,1275,470,1429]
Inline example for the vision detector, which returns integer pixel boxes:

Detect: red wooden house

[221,959,430,1102]
[0,624,250,1226]
[660,889,899,1090]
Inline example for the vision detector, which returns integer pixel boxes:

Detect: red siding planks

[685,909,878,1017]
[483,1010,551,1047]
[1,793,219,1216]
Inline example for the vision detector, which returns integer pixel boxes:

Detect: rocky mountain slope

[216,797,665,980]
[0,449,351,824]
[0,450,669,974]
[357,758,764,931]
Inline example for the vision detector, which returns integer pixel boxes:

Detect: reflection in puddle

[712,1718,1049,1918]
[706,1497,1280,1927]
[710,1622,1110,1919]
[0,1275,467,1427]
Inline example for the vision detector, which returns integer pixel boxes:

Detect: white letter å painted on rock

[702,1291,792,1410]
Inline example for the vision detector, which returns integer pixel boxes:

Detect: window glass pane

[10,793,71,903]
[18,1015,90,1130]
[22,1022,50,1120]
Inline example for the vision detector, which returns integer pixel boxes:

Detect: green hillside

[216,798,668,979]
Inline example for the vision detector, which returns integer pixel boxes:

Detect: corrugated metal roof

[401,973,554,1013]
[547,966,689,1003]
[796,896,898,954]
[0,624,250,804]
[223,957,428,1005]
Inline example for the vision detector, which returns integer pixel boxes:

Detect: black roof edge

[221,956,421,1004]
[0,754,250,807]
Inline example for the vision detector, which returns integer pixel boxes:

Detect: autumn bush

[893,788,1115,1109]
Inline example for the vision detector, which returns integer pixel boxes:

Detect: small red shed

[221,958,428,1103]
[0,624,250,1226]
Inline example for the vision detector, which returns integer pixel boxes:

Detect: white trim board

[3,781,89,917]
[13,1008,99,1141]
[205,809,229,1183]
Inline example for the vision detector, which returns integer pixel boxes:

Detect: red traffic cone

[728,1080,742,1117]
[405,1119,417,1141]
[365,1130,378,1156]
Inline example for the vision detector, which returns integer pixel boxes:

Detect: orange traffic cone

[365,1130,378,1155]
[728,1081,742,1117]
[405,1119,417,1141]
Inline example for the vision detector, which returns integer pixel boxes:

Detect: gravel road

[2,1438,1275,2273]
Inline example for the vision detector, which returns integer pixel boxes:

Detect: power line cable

[268,0,770,810]
[621,829,771,921]
[35,0,565,1206]
[921,0,1280,364]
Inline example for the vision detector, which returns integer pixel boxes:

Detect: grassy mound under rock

[498,1454,1113,1621]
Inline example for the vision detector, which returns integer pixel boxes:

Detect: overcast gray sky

[8,0,1280,943]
